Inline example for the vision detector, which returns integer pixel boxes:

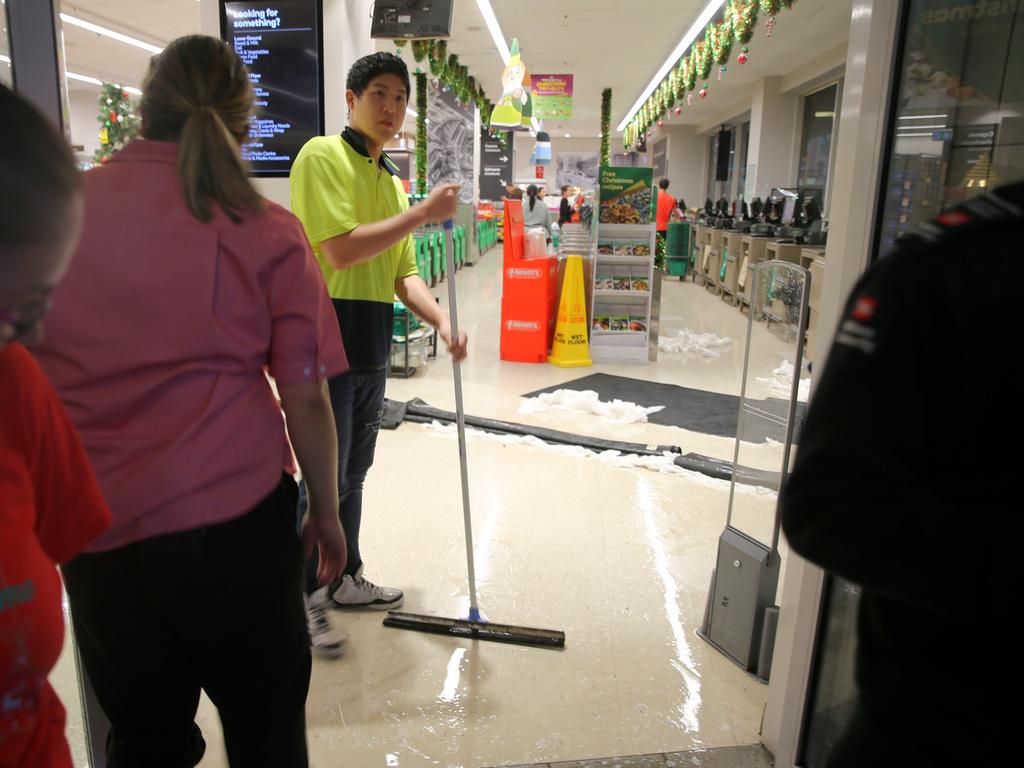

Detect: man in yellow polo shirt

[290,52,467,657]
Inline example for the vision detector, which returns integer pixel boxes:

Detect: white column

[663,124,708,209]
[762,2,901,766]
[745,76,799,201]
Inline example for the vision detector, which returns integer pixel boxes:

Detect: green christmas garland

[415,72,427,193]
[624,0,798,147]
[600,88,611,167]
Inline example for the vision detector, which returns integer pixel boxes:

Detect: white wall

[745,76,800,200]
[512,133,601,188]
[68,89,103,159]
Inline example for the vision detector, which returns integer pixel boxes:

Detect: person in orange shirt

[656,178,677,242]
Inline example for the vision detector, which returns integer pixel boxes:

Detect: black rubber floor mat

[381,398,408,430]
[524,372,805,442]
[403,398,680,456]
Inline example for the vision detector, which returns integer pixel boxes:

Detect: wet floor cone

[548,254,592,368]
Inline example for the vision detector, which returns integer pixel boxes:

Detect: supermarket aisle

[53,249,803,768]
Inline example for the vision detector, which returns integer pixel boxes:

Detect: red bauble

[674,106,683,116]
[100,155,110,164]
[738,52,748,64]
[699,88,708,99]
[110,111,117,121]
[657,119,664,127]
[122,90,129,98]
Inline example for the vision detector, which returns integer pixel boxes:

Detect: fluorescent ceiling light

[66,70,142,96]
[474,0,511,64]
[0,54,9,65]
[814,111,835,118]
[564,133,570,138]
[617,0,725,132]
[895,132,940,138]
[897,124,945,130]
[406,107,418,117]
[898,114,947,120]
[60,13,164,55]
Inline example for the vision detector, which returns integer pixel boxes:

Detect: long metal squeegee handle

[443,220,481,621]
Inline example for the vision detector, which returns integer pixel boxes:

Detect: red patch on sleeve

[852,296,877,321]
[937,210,971,227]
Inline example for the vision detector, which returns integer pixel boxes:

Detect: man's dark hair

[659,178,670,190]
[561,185,569,195]
[347,52,410,98]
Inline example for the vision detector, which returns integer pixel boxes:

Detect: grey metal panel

[6,0,68,133]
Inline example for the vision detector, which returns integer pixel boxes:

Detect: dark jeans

[299,369,387,594]
[62,476,310,768]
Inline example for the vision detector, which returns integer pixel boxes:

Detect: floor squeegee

[383,220,566,649]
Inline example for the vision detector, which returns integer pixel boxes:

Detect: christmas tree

[94,83,139,165]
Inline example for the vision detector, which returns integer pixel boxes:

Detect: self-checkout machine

[698,259,811,682]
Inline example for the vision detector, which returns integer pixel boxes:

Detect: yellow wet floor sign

[549,254,592,368]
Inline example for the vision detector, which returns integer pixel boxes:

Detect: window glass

[1,1,12,88]
[802,4,1024,766]
[797,85,838,207]
[879,0,1024,251]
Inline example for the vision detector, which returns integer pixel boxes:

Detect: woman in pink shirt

[34,36,347,767]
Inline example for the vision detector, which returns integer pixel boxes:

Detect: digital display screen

[220,0,324,177]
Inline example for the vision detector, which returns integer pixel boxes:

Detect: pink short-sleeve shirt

[34,139,348,552]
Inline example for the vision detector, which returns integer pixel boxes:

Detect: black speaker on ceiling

[714,128,732,182]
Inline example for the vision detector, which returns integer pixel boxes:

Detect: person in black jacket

[780,181,1023,767]
[558,185,574,226]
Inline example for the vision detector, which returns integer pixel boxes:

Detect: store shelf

[594,255,653,266]
[592,330,647,337]
[593,289,651,298]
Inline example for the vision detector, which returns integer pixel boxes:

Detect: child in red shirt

[0,84,111,767]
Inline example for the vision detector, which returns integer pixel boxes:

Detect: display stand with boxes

[737,236,770,311]
[499,198,560,363]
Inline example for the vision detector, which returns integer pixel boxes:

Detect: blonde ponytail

[140,35,262,223]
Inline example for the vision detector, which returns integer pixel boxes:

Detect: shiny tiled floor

[52,247,807,767]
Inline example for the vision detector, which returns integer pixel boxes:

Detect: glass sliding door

[799,2,1024,766]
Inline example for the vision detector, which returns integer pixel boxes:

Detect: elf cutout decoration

[490,39,533,130]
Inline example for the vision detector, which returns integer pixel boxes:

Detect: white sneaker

[331,570,404,610]
[305,587,345,658]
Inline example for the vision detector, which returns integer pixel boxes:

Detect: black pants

[299,369,387,594]
[62,476,310,768]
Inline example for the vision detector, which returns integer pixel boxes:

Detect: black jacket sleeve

[780,247,978,616]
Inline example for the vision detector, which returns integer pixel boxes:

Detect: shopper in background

[34,36,348,767]
[780,181,1023,767]
[523,183,552,242]
[656,178,676,242]
[505,181,524,199]
[0,83,111,768]
[289,52,468,656]
[558,185,574,227]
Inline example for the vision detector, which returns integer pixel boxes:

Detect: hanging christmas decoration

[674,106,683,116]
[718,65,727,81]
[415,71,427,193]
[738,47,749,64]
[759,0,782,36]
[699,85,708,99]
[600,88,612,166]
[730,0,759,43]
[687,93,694,106]
[393,39,407,55]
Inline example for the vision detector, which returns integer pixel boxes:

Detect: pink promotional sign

[531,74,573,120]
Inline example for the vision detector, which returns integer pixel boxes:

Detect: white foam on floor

[658,328,734,358]
[756,359,811,401]
[518,389,664,424]
[423,421,777,498]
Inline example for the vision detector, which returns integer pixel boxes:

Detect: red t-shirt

[656,189,677,232]
[0,343,110,768]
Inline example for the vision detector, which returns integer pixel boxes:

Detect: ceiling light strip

[617,0,726,132]
[60,13,164,55]
[66,70,142,96]
[474,0,511,64]
[897,114,948,120]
